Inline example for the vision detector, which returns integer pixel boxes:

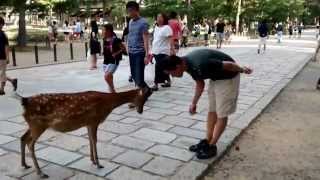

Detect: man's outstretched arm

[223,62,253,74]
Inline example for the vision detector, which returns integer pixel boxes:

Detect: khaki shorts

[0,60,7,83]
[208,75,240,118]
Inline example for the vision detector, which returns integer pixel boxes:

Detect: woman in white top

[151,13,175,91]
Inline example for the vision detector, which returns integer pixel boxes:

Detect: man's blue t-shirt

[128,17,149,54]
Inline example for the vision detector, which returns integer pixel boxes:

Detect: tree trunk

[236,0,242,35]
[17,7,27,47]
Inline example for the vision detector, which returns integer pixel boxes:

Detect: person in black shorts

[89,32,101,70]
[102,24,127,93]
[0,17,17,95]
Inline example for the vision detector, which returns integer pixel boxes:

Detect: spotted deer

[17,88,152,178]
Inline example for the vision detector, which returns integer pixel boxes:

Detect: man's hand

[241,66,253,74]
[189,104,197,114]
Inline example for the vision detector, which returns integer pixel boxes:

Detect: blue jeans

[129,52,148,88]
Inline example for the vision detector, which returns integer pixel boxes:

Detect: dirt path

[204,58,320,180]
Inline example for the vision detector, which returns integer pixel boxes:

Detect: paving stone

[112,136,155,151]
[0,134,16,145]
[67,128,88,136]
[134,120,174,131]
[190,122,206,131]
[147,145,194,162]
[171,136,199,150]
[68,172,105,180]
[44,134,89,151]
[142,156,183,176]
[161,116,196,127]
[107,114,126,121]
[2,139,46,153]
[99,121,140,134]
[171,161,208,180]
[230,107,262,130]
[0,97,23,120]
[131,128,176,144]
[170,126,205,139]
[112,106,132,115]
[0,121,26,135]
[145,101,176,109]
[68,157,119,177]
[147,108,182,115]
[22,164,75,180]
[0,174,16,180]
[79,142,125,159]
[7,116,25,124]
[149,96,173,102]
[107,166,165,180]
[178,112,207,121]
[0,148,7,156]
[36,147,83,166]
[120,117,140,124]
[38,130,62,142]
[219,127,242,145]
[113,150,153,168]
[0,153,48,178]
[124,111,166,121]
[172,105,189,112]
[93,130,118,143]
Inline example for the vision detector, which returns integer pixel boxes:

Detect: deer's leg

[21,129,31,169]
[87,126,95,165]
[28,127,48,179]
[88,125,103,169]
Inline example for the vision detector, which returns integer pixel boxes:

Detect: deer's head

[134,87,153,114]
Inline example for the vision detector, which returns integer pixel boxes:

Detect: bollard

[53,43,57,62]
[12,46,17,66]
[34,45,39,64]
[70,43,74,60]
[85,42,88,57]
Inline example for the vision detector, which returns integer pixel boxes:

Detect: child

[102,24,126,93]
[89,32,101,70]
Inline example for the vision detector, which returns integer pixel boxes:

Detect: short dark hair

[158,13,169,25]
[169,11,177,19]
[104,24,114,32]
[158,55,183,71]
[126,1,139,11]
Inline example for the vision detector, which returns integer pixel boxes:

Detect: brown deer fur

[19,88,152,178]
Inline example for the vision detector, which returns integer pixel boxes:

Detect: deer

[16,87,152,178]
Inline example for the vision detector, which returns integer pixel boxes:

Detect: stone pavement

[0,30,318,180]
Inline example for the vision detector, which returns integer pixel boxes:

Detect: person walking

[89,32,101,70]
[151,13,175,91]
[288,22,293,39]
[168,11,182,52]
[181,22,189,48]
[63,20,70,42]
[126,1,151,93]
[52,21,58,42]
[158,49,252,159]
[216,19,225,49]
[122,17,134,83]
[276,22,283,43]
[102,24,126,93]
[0,17,17,95]
[203,22,210,46]
[257,19,268,54]
[298,22,303,38]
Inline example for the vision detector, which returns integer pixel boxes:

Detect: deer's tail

[11,92,29,107]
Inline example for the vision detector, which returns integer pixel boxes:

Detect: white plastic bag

[87,48,91,61]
